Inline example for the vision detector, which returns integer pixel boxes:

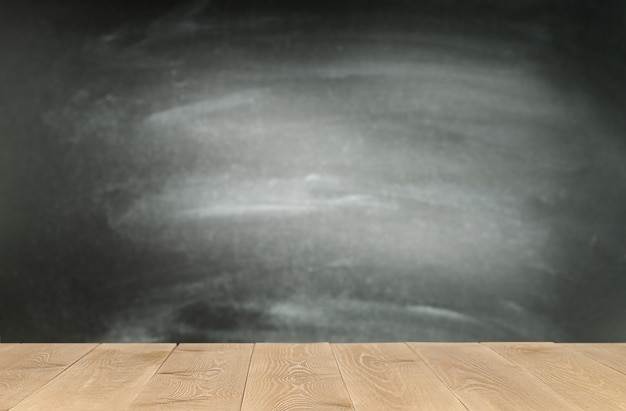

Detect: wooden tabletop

[0,343,625,410]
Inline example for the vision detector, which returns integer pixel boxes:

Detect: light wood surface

[486,342,626,411]
[563,343,626,375]
[0,344,97,410]
[9,344,175,411]
[0,344,57,370]
[407,343,581,410]
[128,344,253,410]
[240,343,353,411]
[332,343,466,410]
[1,342,625,410]
[0,344,21,356]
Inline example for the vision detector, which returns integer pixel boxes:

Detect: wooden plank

[407,343,580,411]
[128,344,253,410]
[240,343,354,411]
[10,343,175,411]
[563,343,626,375]
[0,344,97,411]
[0,345,21,354]
[332,343,467,411]
[486,342,626,411]
[0,345,48,369]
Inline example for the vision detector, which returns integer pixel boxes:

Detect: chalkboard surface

[1,0,625,342]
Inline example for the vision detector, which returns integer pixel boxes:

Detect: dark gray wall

[1,0,625,342]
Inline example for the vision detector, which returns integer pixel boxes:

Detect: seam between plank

[124,343,178,408]
[8,343,101,411]
[404,343,471,411]
[480,343,585,411]
[558,344,626,377]
[237,342,256,411]
[329,343,357,411]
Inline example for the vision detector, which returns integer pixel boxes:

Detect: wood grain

[0,345,20,355]
[332,343,466,411]
[408,343,580,411]
[0,344,49,369]
[486,342,626,411]
[563,343,626,375]
[10,343,175,411]
[129,343,253,410]
[0,343,96,411]
[2,343,625,409]
[240,343,354,411]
